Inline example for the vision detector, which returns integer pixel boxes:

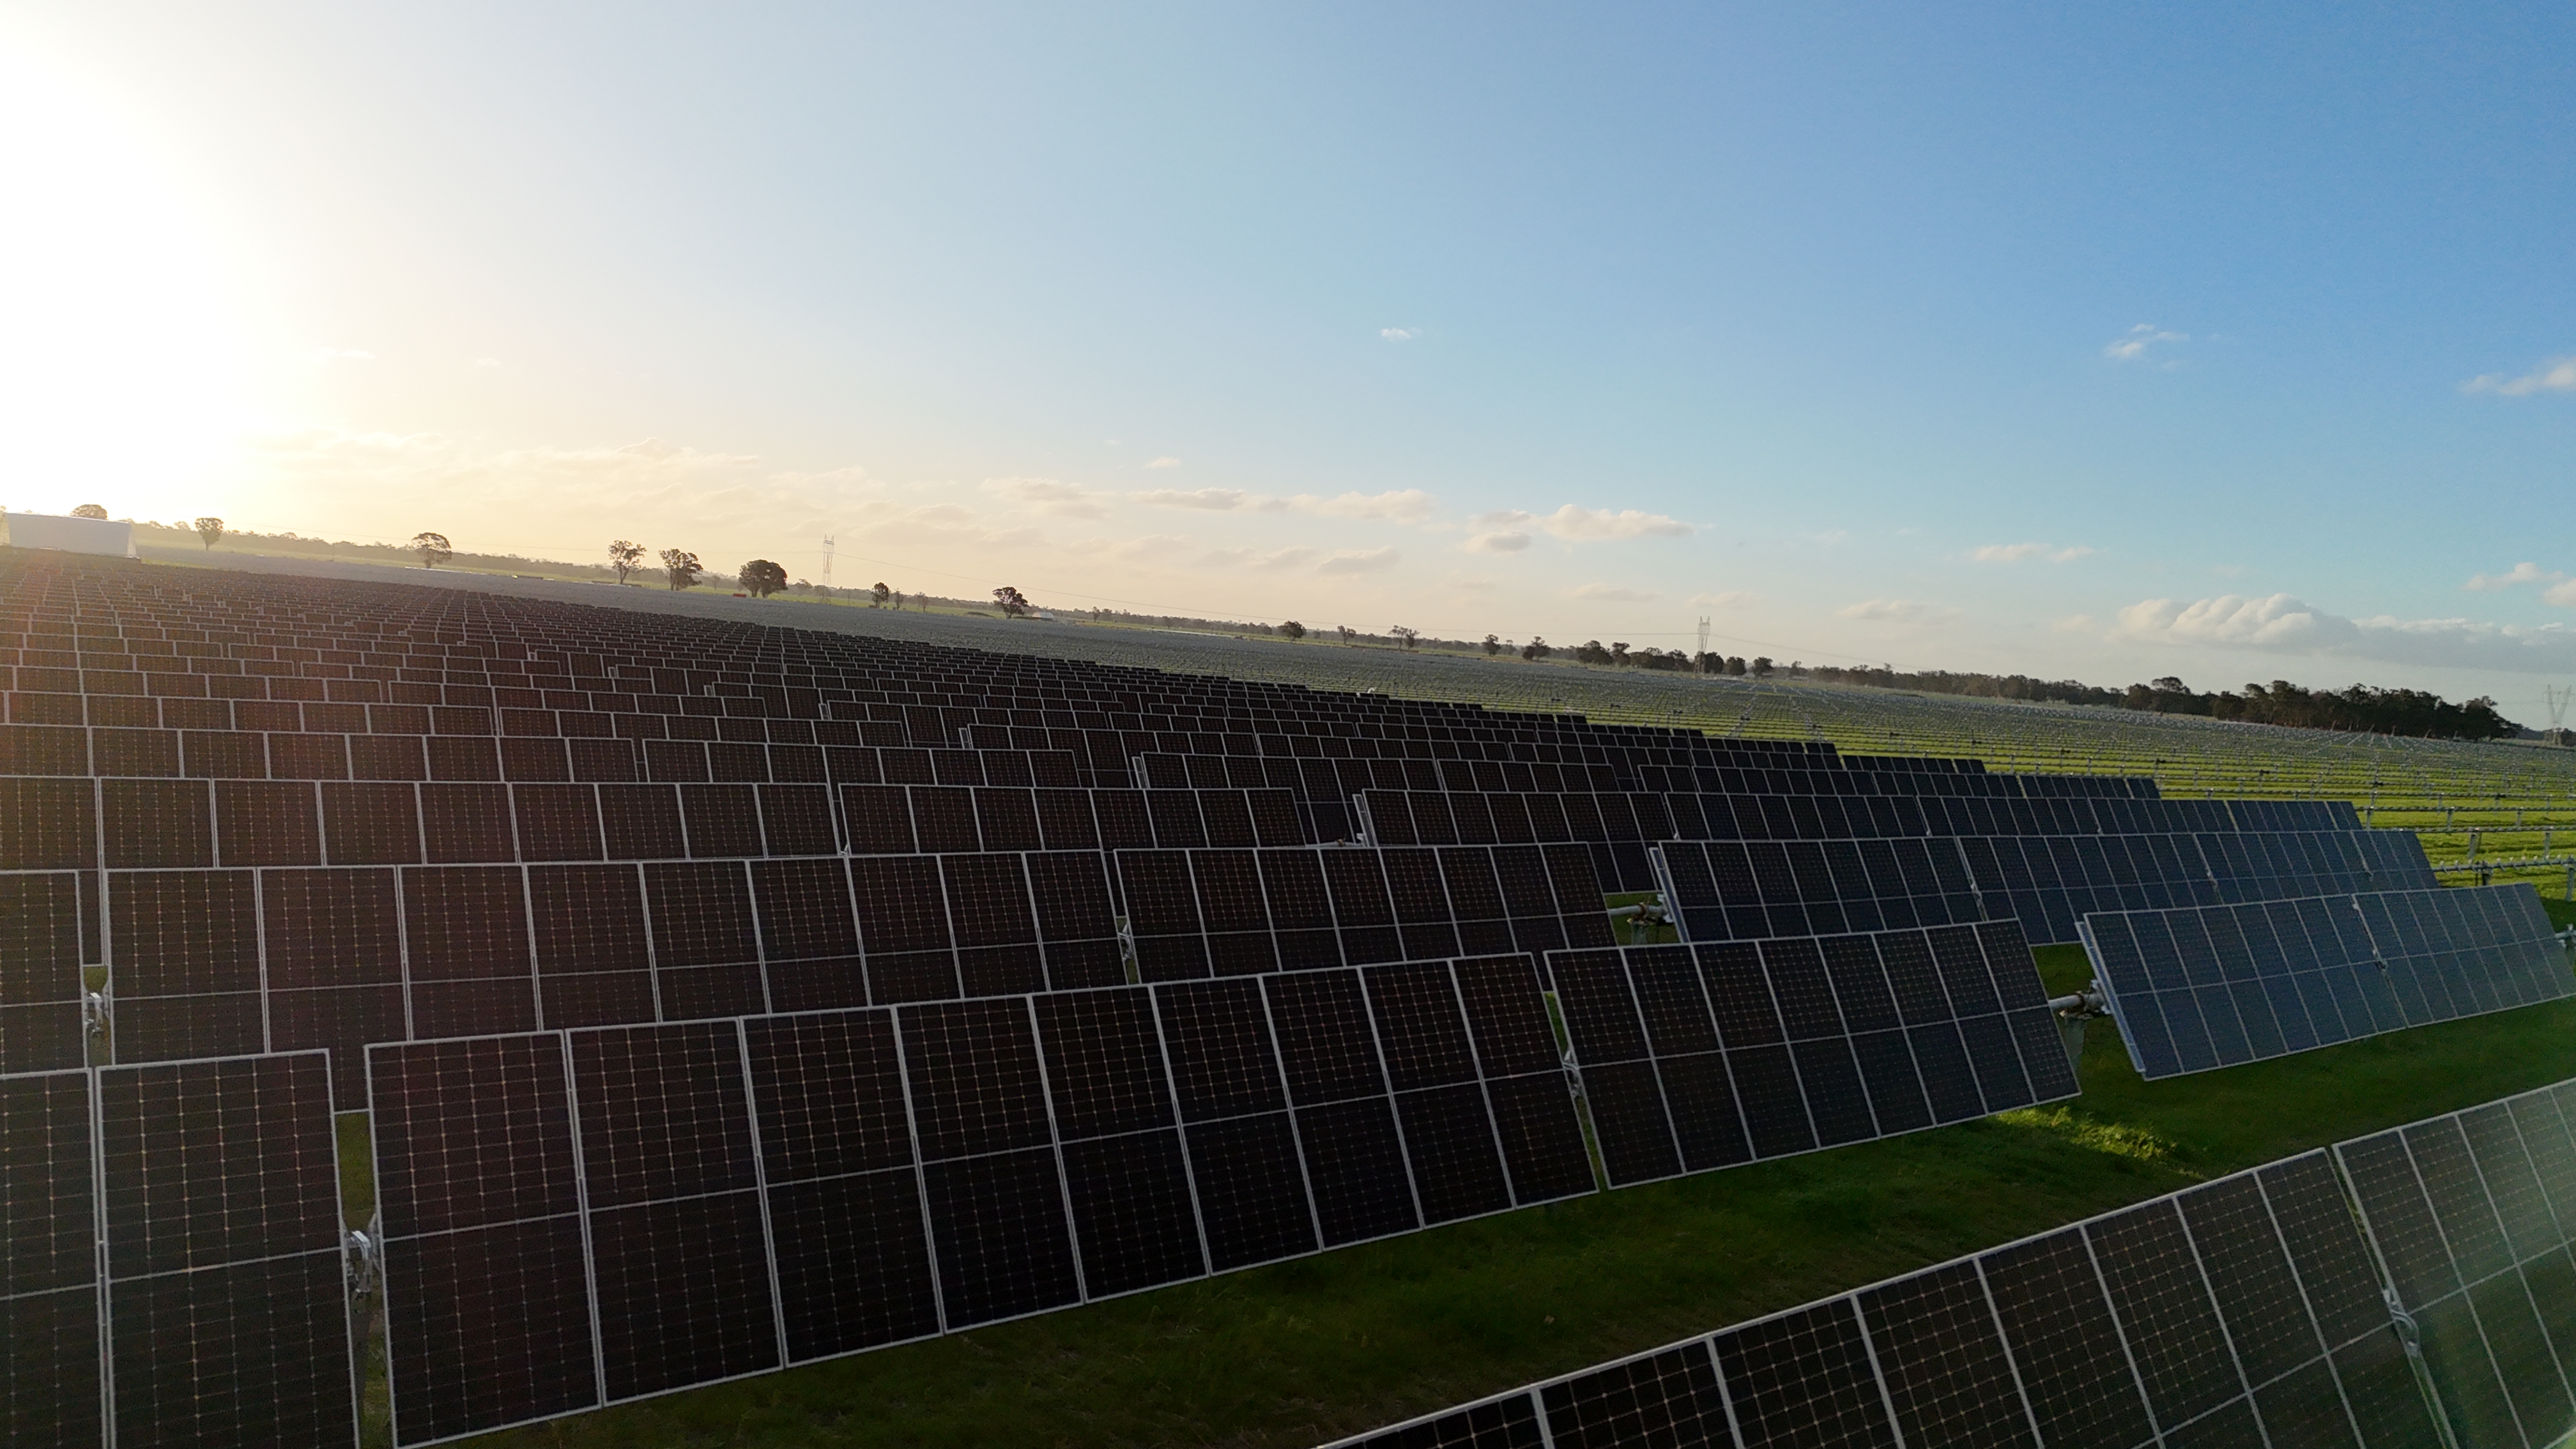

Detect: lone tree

[608,539,645,584]
[1482,633,1501,656]
[660,548,702,590]
[1610,641,1630,665]
[1751,656,1774,677]
[993,585,1031,617]
[193,517,226,550]
[410,532,453,567]
[1390,625,1420,650]
[70,503,109,519]
[893,590,907,610]
[1337,625,1354,644]
[1521,636,1552,661]
[1280,620,1306,641]
[871,581,891,608]
[737,559,788,598]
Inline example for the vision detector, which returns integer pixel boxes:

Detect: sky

[3,3,2573,720]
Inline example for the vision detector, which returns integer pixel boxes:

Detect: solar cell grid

[2086,884,2570,1081]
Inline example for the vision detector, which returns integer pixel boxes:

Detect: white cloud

[1837,597,1958,624]
[1317,546,1399,575]
[983,477,1110,519]
[1464,505,1687,541]
[2462,358,2576,396]
[1538,505,1691,540]
[1448,573,1495,592]
[1197,544,1316,571]
[2052,615,2099,633]
[1130,487,1254,511]
[2104,325,2187,362]
[1460,530,1531,553]
[1146,456,1182,468]
[1301,489,1437,522]
[1088,533,1194,563]
[313,347,376,364]
[1690,591,1754,608]
[1380,327,1420,342]
[1129,485,1434,522]
[2552,580,2576,608]
[2465,562,2560,592]
[1974,542,2099,564]
[2113,592,2576,672]
[1813,529,1850,546]
[1569,583,1656,602]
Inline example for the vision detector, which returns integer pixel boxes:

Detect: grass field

[337,911,2576,1448]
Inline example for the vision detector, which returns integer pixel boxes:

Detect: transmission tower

[2549,684,2572,730]
[1696,616,1710,674]
[820,535,834,589]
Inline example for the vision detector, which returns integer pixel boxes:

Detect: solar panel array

[365,954,1594,1444]
[1330,1077,2576,1449]
[2082,883,2570,1078]
[1549,921,2079,1186]
[1,551,2561,1447]
[1,1052,356,1449]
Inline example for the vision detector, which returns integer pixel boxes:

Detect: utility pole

[1697,616,1710,674]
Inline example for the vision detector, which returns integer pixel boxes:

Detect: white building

[6,512,136,557]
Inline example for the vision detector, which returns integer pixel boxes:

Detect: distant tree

[608,539,645,585]
[871,581,891,607]
[814,583,834,601]
[1337,625,1354,643]
[193,517,226,551]
[659,548,702,590]
[738,559,788,597]
[1751,656,1774,677]
[70,503,108,519]
[1280,620,1306,641]
[1521,636,1551,661]
[1609,641,1630,665]
[1576,640,1613,665]
[410,532,453,568]
[993,585,1032,617]
[1726,656,1747,676]
[1390,625,1420,650]
[1483,633,1501,656]
[894,590,908,610]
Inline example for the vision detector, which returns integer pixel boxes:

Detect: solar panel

[1,1069,100,1448]
[1114,845,1613,986]
[2335,1083,2576,1448]
[0,1052,357,1448]
[0,872,88,1073]
[1650,838,1986,944]
[1328,1140,2447,1449]
[2082,884,2570,1079]
[365,954,1593,1441]
[1548,920,2074,1186]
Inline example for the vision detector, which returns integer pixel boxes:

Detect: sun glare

[0,44,255,520]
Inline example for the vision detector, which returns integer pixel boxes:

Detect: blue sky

[5,3,2574,717]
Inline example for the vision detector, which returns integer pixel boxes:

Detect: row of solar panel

[1652,829,2436,948]
[7,843,1624,1085]
[1547,924,2078,1188]
[2084,885,2571,1080]
[0,776,1360,874]
[1339,1075,2576,1449]
[364,956,1595,1445]
[0,723,1091,787]
[1355,785,2349,847]
[1135,749,2158,807]
[0,1054,358,1449]
[1328,1139,2435,1449]
[2338,1084,2576,1448]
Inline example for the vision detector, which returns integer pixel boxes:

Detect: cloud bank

[1973,541,2098,564]
[2115,593,2576,673]
[2462,358,2576,396]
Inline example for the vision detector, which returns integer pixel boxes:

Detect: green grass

[363,937,2576,1449]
